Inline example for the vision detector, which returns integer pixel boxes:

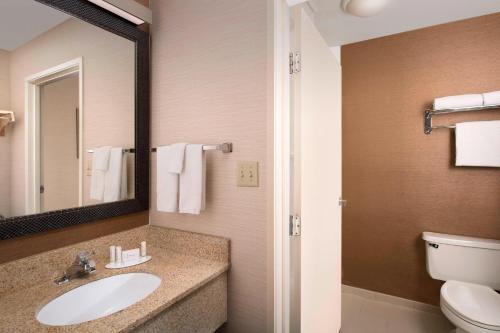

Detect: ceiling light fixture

[86,0,152,25]
[341,0,391,17]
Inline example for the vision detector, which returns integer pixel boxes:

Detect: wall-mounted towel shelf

[151,142,233,153]
[424,104,500,134]
[87,148,136,153]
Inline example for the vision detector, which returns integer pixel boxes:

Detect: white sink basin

[36,273,161,326]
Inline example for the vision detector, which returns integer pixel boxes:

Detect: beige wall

[149,1,273,331]
[40,75,79,211]
[9,18,135,215]
[0,50,11,217]
[342,13,500,306]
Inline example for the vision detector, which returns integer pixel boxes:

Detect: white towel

[179,144,206,214]
[434,94,483,110]
[90,146,111,200]
[482,91,500,106]
[167,143,187,173]
[455,121,500,167]
[103,148,124,202]
[157,146,179,212]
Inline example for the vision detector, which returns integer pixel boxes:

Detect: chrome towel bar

[424,104,500,134]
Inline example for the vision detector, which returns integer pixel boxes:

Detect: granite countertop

[0,226,230,333]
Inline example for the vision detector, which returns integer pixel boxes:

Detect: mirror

[0,0,136,220]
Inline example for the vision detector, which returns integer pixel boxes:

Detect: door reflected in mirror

[0,0,135,219]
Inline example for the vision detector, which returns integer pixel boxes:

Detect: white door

[290,6,342,333]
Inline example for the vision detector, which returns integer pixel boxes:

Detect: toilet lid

[441,280,500,329]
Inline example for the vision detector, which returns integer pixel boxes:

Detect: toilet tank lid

[422,232,500,251]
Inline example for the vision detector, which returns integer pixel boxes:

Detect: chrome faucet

[55,251,96,285]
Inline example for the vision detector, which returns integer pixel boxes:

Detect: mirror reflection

[0,0,135,219]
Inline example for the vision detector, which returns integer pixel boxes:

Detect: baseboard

[342,284,441,314]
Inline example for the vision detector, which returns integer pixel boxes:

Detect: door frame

[274,0,292,332]
[24,58,84,214]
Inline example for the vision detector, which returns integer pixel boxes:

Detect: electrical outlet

[237,161,259,187]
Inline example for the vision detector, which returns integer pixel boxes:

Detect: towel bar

[151,142,233,153]
[87,148,135,153]
[424,104,500,134]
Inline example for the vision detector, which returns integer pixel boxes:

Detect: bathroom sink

[36,273,161,326]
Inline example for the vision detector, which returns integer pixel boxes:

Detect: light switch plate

[237,161,259,187]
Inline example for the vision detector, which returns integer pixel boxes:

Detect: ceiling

[0,0,69,51]
[309,0,500,46]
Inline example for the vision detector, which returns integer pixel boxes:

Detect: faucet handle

[76,251,91,264]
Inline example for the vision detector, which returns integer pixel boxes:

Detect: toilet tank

[423,232,500,290]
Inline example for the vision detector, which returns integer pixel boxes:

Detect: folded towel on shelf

[179,144,206,214]
[157,146,179,212]
[433,94,483,110]
[482,91,500,106]
[90,146,111,201]
[455,121,500,167]
[103,148,125,202]
[166,143,187,174]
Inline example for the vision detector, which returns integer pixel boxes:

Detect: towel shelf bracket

[424,104,500,134]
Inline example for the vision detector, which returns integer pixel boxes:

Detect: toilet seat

[441,280,500,331]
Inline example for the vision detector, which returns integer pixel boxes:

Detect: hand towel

[455,121,500,167]
[179,144,206,214]
[167,143,187,174]
[157,146,179,212]
[90,146,111,200]
[433,94,483,110]
[482,91,500,106]
[103,148,124,202]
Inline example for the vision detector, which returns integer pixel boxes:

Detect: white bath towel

[90,146,111,201]
[179,144,206,214]
[103,148,124,202]
[157,146,179,212]
[482,91,500,106]
[455,121,500,167]
[434,94,483,110]
[166,143,187,173]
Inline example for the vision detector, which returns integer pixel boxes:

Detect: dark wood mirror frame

[0,0,150,240]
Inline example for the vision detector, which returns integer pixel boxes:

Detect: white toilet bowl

[440,281,500,333]
[422,232,500,333]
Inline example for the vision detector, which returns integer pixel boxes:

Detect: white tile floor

[341,290,455,333]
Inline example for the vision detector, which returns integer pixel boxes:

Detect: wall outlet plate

[237,161,259,187]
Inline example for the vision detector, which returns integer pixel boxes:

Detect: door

[290,6,342,333]
[40,74,80,212]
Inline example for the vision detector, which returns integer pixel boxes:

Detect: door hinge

[289,215,301,236]
[289,52,301,75]
[339,197,347,207]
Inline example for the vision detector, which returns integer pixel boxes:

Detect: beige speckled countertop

[0,226,230,333]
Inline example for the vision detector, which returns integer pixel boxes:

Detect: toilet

[423,232,500,333]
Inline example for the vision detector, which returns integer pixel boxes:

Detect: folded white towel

[167,143,187,174]
[104,148,124,202]
[179,144,206,214]
[90,146,111,200]
[434,94,483,110]
[482,91,500,106]
[456,121,500,167]
[157,146,179,212]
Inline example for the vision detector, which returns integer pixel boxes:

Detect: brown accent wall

[342,13,500,305]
